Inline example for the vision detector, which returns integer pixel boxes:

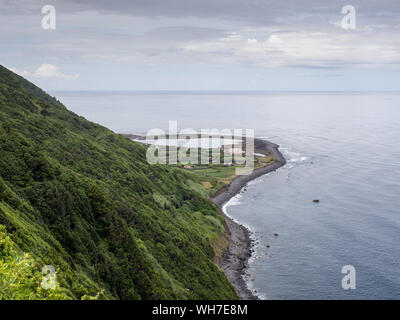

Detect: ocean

[54,91,400,299]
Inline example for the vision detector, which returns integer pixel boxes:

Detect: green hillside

[0,65,236,300]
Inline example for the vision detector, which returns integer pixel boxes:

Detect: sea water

[54,91,400,299]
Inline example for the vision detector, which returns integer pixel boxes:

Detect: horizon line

[51,90,400,94]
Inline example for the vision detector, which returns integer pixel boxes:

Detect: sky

[1,0,400,91]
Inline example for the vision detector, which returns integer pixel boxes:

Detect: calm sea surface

[54,91,400,299]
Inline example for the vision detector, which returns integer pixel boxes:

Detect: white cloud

[267,35,283,44]
[180,28,400,68]
[7,66,30,77]
[220,32,242,42]
[33,64,78,79]
[7,64,78,80]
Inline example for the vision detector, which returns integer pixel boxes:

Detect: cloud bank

[1,0,399,90]
[9,64,78,79]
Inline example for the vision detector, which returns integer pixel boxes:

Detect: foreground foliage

[0,225,70,299]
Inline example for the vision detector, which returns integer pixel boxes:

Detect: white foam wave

[222,194,242,213]
[223,194,266,300]
[246,176,266,186]
[222,194,244,223]
[279,146,310,171]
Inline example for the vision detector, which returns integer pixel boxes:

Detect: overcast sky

[1,0,400,91]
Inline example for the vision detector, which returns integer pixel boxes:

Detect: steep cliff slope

[0,65,236,300]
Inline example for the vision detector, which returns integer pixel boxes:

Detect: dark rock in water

[266,245,270,248]
[313,199,320,203]
[274,233,278,237]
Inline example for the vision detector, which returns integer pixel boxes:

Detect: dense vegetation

[0,65,236,299]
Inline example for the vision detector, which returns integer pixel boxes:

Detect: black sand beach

[211,138,286,300]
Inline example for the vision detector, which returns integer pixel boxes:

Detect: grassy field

[175,153,275,196]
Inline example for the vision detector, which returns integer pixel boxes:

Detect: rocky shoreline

[211,138,286,300]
